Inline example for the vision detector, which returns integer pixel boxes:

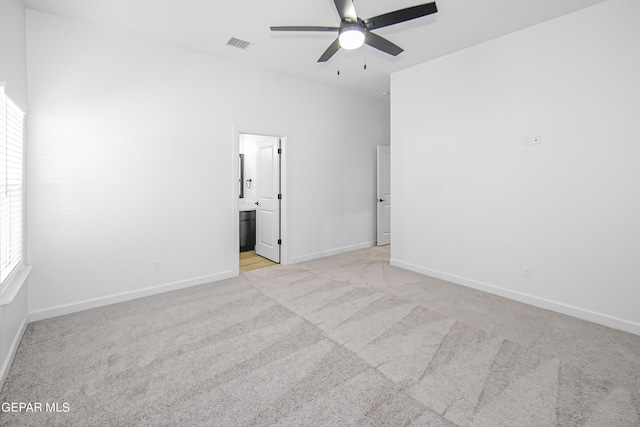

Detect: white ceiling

[22,0,605,99]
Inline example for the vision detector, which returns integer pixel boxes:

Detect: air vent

[226,37,252,50]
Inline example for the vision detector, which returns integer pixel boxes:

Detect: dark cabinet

[239,210,256,252]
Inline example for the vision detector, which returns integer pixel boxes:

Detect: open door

[377,146,391,246]
[255,138,281,262]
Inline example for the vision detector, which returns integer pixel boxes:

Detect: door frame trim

[233,126,289,274]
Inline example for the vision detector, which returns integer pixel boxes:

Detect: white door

[377,146,391,246]
[255,138,280,262]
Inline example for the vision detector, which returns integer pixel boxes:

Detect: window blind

[0,85,25,286]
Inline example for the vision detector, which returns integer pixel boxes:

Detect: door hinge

[278,193,282,200]
[277,239,282,245]
[277,148,282,154]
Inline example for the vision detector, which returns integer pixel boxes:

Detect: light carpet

[1,246,639,426]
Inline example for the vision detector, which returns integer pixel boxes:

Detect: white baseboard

[288,241,375,265]
[391,259,640,337]
[0,312,28,392]
[29,270,236,322]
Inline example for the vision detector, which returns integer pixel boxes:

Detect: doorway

[234,128,287,273]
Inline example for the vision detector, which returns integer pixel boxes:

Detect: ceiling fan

[270,0,438,63]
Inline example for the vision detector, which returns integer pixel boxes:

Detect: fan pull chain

[337,51,341,75]
[364,48,367,70]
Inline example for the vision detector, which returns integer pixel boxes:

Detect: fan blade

[318,38,340,62]
[333,0,357,21]
[364,2,437,30]
[270,26,339,32]
[365,31,403,56]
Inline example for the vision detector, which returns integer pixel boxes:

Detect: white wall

[391,0,640,335]
[25,11,389,317]
[0,0,29,390]
[0,0,27,106]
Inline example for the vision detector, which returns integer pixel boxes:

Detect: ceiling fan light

[339,28,365,50]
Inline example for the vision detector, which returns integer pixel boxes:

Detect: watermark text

[1,402,70,413]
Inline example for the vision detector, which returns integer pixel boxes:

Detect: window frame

[0,82,26,293]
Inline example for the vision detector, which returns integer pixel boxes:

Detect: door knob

[378,199,384,202]
[255,202,259,205]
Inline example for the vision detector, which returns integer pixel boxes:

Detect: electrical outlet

[153,260,161,271]
[523,266,532,279]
